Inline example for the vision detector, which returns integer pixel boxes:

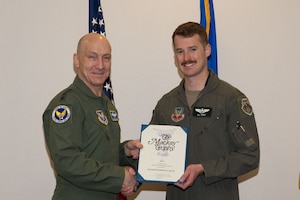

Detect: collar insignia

[96,110,108,125]
[171,107,185,122]
[52,105,71,123]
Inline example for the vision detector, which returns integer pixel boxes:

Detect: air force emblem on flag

[171,107,185,122]
[96,110,108,125]
[52,105,71,123]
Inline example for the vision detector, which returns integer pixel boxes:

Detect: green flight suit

[150,70,260,200]
[43,76,136,200]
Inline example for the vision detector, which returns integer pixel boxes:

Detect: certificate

[137,124,188,183]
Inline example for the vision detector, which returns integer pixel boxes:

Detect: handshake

[120,139,143,197]
[121,166,141,197]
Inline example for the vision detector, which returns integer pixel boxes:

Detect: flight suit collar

[73,76,108,101]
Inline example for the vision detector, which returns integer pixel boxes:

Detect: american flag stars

[89,1,106,36]
[89,0,114,103]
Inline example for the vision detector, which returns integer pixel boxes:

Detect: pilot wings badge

[193,107,212,117]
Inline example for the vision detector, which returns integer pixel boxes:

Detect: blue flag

[89,0,114,103]
[200,0,218,75]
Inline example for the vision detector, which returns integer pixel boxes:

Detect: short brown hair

[172,22,208,46]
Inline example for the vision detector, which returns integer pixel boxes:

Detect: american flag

[89,4,126,200]
[200,0,218,75]
[89,0,115,103]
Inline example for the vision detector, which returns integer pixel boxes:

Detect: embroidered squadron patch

[52,105,71,124]
[171,107,185,122]
[241,98,253,116]
[109,110,119,121]
[96,110,108,125]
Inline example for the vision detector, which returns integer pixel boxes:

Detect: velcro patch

[52,105,71,123]
[193,107,212,117]
[240,98,253,116]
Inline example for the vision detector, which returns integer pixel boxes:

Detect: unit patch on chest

[96,110,108,125]
[109,110,119,121]
[193,107,212,117]
[171,107,185,122]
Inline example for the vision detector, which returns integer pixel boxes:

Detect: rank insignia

[241,98,253,116]
[52,105,71,124]
[171,107,185,122]
[109,110,119,121]
[96,110,108,125]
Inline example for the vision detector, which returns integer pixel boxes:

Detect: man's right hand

[120,167,138,196]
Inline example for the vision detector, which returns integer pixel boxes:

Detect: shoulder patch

[52,105,71,123]
[240,98,253,116]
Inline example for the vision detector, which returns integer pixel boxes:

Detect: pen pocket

[232,122,257,152]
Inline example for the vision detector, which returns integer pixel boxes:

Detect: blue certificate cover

[137,124,188,183]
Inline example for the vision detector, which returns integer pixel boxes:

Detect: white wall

[1,0,299,199]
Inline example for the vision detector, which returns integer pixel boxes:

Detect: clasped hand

[174,164,204,190]
[121,139,143,196]
[121,167,139,196]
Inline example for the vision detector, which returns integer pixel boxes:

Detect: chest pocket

[189,113,227,161]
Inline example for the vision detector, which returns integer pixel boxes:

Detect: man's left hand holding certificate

[137,124,188,183]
